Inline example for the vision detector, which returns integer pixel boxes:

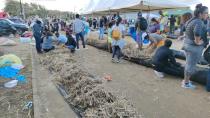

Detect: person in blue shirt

[55,32,68,45]
[42,26,55,52]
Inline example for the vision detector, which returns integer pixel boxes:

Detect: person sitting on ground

[152,39,182,78]
[55,32,68,45]
[149,18,160,34]
[42,26,55,52]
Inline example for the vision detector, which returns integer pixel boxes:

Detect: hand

[195,40,203,45]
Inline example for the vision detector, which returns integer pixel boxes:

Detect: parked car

[0,19,16,36]
[9,18,25,24]
[0,18,29,35]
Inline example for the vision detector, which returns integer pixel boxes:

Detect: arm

[194,21,203,45]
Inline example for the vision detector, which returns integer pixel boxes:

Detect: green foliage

[4,0,74,19]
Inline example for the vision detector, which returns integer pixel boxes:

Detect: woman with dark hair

[149,18,160,34]
[182,4,208,89]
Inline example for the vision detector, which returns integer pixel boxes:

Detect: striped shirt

[73,19,85,34]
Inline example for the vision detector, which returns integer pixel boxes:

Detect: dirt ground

[71,44,210,118]
[0,37,33,118]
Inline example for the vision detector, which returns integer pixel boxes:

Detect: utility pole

[20,0,24,19]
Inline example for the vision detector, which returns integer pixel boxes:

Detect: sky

[0,0,92,12]
[0,0,209,12]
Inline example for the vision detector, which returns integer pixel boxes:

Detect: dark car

[0,18,29,35]
[0,18,16,36]
[9,18,25,24]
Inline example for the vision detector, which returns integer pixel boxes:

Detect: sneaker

[154,70,164,78]
[83,47,88,50]
[76,48,80,51]
[111,58,115,62]
[116,60,121,63]
[181,82,196,89]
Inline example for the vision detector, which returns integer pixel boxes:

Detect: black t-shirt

[170,17,176,26]
[99,18,104,28]
[152,46,176,65]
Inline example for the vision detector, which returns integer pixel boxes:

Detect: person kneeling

[152,39,182,78]
[65,30,77,53]
[42,27,55,53]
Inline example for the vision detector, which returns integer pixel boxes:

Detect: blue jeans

[99,27,104,40]
[112,46,121,60]
[75,32,85,49]
[34,35,42,53]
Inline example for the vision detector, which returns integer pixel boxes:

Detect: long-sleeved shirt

[73,18,85,34]
[32,23,42,37]
[152,46,176,66]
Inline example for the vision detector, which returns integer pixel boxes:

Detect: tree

[4,0,74,20]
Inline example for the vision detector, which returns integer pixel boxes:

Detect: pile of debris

[39,48,143,118]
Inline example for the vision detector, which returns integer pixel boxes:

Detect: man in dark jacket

[152,39,182,78]
[33,20,43,53]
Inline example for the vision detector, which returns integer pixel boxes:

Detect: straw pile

[39,48,143,118]
[87,31,155,58]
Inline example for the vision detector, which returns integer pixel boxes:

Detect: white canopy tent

[83,0,201,15]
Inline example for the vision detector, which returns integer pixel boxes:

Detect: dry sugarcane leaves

[38,47,143,118]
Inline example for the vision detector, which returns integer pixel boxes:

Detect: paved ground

[73,45,210,118]
[31,47,76,118]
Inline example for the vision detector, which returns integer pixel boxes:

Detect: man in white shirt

[73,14,85,49]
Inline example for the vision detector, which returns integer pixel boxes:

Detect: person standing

[182,4,208,89]
[111,17,126,63]
[33,20,43,54]
[169,15,176,34]
[93,18,97,29]
[178,12,193,40]
[73,14,86,50]
[99,16,105,40]
[159,10,168,33]
[135,12,148,49]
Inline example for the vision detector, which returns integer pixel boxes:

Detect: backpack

[138,18,148,31]
[112,27,121,40]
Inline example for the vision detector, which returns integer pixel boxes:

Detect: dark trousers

[112,46,121,60]
[170,25,175,34]
[76,32,85,49]
[154,63,184,77]
[34,35,42,53]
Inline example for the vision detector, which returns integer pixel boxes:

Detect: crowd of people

[31,3,209,90]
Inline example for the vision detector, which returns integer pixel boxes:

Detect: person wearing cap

[33,20,43,53]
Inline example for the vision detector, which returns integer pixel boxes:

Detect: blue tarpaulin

[0,66,26,83]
